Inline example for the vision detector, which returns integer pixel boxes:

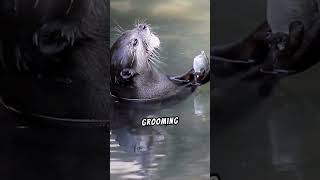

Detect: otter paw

[265,32,290,51]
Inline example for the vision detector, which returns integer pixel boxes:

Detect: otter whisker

[148,50,165,65]
[152,49,160,56]
[15,46,22,72]
[113,26,124,35]
[150,53,160,61]
[134,19,147,27]
[148,55,159,64]
[66,0,74,15]
[149,56,166,65]
[141,19,147,24]
[148,57,167,70]
[148,47,160,57]
[114,27,124,34]
[34,0,39,8]
[112,19,126,33]
[134,19,140,27]
[12,0,17,12]
[113,31,123,37]
[148,59,161,69]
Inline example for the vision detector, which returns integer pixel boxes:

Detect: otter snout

[138,24,149,31]
[136,23,160,49]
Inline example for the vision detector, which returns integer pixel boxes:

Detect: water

[110,0,210,179]
[0,106,107,180]
[213,0,320,179]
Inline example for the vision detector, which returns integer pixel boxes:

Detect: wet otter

[212,0,320,96]
[111,23,210,102]
[0,0,110,123]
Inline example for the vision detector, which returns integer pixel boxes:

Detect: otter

[0,0,110,124]
[110,23,210,102]
[212,0,320,96]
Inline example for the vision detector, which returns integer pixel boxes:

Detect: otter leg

[170,68,210,86]
[169,69,194,84]
[212,21,270,78]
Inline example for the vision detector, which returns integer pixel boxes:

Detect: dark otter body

[110,23,209,103]
[212,18,320,96]
[0,0,110,123]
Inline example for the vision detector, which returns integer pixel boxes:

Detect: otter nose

[138,24,148,31]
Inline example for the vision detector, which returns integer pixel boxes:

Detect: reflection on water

[0,106,107,180]
[110,127,166,179]
[110,0,210,179]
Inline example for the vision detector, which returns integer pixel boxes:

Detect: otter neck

[133,66,177,99]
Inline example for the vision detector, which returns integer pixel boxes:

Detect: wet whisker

[34,0,39,8]
[66,0,74,15]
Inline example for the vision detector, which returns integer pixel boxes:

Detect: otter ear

[289,21,304,41]
[33,21,80,55]
[288,21,304,50]
[120,68,137,82]
[289,21,304,35]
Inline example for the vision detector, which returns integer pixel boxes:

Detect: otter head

[111,23,161,97]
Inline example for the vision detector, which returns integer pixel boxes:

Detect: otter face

[111,23,160,86]
[0,0,92,73]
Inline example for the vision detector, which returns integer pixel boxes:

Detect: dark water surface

[110,0,210,179]
[0,106,107,180]
[213,0,320,179]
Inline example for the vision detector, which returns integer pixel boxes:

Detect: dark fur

[212,18,320,96]
[0,0,110,122]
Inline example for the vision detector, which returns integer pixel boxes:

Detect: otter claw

[260,68,295,75]
[33,32,39,47]
[169,77,190,83]
[212,55,255,64]
[66,0,74,14]
[33,0,39,8]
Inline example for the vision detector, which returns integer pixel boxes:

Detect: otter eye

[132,39,138,46]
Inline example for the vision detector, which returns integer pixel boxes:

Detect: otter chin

[111,23,209,101]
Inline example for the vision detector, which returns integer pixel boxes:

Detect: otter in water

[0,0,110,123]
[212,0,320,95]
[110,23,210,102]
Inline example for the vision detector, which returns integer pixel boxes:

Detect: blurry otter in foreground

[0,0,110,124]
[212,0,320,96]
